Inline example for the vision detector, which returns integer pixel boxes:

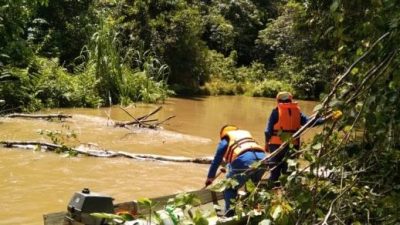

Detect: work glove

[331,110,343,121]
[205,177,214,187]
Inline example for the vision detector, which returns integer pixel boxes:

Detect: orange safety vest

[223,130,265,163]
[269,102,301,146]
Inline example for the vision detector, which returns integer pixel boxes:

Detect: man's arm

[300,112,325,126]
[207,138,228,179]
[264,109,278,147]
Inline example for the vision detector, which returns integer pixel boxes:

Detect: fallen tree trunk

[0,140,212,164]
[6,113,72,119]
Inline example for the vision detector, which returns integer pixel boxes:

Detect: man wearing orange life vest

[264,92,325,186]
[205,125,266,217]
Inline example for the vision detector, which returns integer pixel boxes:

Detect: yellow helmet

[220,125,238,138]
[276,91,293,102]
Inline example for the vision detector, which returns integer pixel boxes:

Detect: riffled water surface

[0,96,318,225]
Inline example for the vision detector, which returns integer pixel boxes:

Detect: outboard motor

[65,188,114,225]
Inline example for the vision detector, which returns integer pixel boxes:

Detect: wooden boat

[42,188,248,225]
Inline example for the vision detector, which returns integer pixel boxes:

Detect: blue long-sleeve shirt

[207,138,228,178]
[264,107,324,144]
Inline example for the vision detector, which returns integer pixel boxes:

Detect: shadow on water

[172,94,207,101]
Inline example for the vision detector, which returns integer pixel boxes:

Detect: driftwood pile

[114,106,175,129]
[0,140,212,164]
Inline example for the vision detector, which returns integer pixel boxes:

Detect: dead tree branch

[114,106,174,129]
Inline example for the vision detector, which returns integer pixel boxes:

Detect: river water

[0,96,318,225]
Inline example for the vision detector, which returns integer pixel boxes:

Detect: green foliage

[192,210,209,225]
[87,16,171,105]
[201,50,294,98]
[38,124,79,156]
[203,14,235,55]
[0,56,103,111]
[209,0,272,65]
[0,0,48,67]
[255,2,305,64]
[1,0,329,111]
[33,0,96,67]
[168,193,201,210]
[90,212,126,225]
[32,57,102,107]
[248,79,293,98]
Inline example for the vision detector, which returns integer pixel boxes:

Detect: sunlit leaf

[351,67,359,75]
[304,151,315,163]
[330,0,340,12]
[312,143,322,150]
[258,219,272,225]
[245,180,256,193]
[313,104,323,112]
[271,205,282,220]
[250,160,262,169]
[193,210,208,225]
[356,48,364,56]
[138,198,153,207]
[287,159,297,169]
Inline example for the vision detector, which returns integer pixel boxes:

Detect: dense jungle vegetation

[1,0,354,111]
[1,0,400,224]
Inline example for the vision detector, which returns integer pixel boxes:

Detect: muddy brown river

[0,96,318,225]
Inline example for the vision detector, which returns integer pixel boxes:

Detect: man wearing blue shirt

[205,125,266,217]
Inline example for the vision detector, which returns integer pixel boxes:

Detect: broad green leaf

[271,205,282,220]
[316,208,324,218]
[304,151,315,163]
[330,0,340,12]
[245,180,256,192]
[313,104,323,112]
[351,67,359,75]
[287,159,297,169]
[137,198,152,207]
[343,125,353,132]
[258,219,272,225]
[312,143,322,150]
[328,99,342,108]
[250,160,262,169]
[118,213,134,221]
[193,210,208,225]
[356,48,364,56]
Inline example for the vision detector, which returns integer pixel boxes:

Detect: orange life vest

[269,102,301,146]
[223,130,265,163]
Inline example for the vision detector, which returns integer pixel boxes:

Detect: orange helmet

[220,125,238,138]
[276,91,293,102]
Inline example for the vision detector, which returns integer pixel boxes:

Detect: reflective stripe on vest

[223,130,264,163]
[269,102,301,146]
